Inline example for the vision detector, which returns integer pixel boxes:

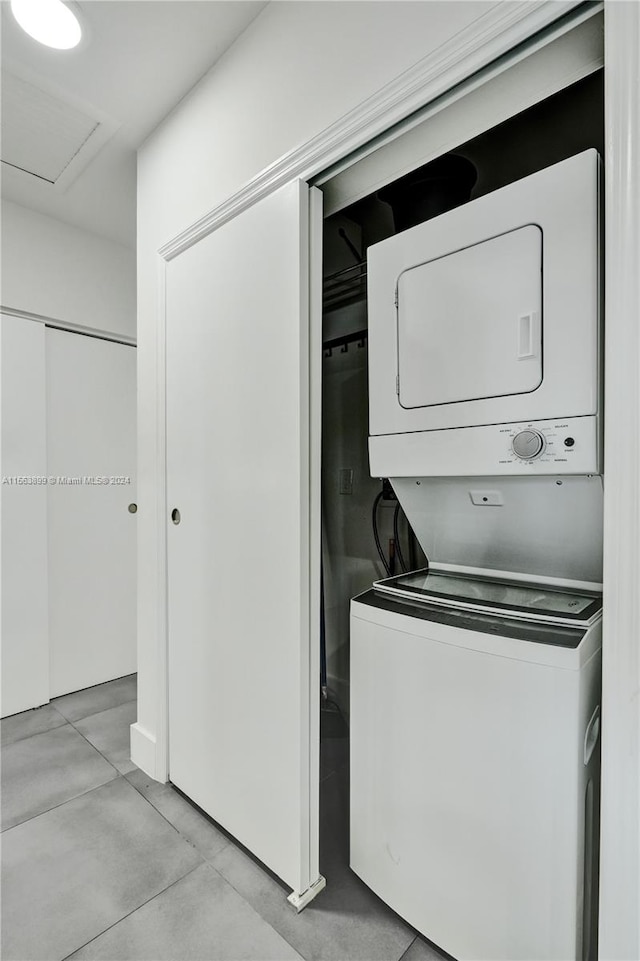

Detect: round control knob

[512,429,545,460]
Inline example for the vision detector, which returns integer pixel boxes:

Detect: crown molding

[159,1,584,261]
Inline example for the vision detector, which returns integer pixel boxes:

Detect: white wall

[1,200,136,339]
[138,2,495,247]
[136,0,499,775]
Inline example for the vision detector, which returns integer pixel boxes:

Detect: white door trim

[599,4,640,959]
[306,186,324,889]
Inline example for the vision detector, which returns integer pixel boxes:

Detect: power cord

[393,501,408,573]
[372,489,392,576]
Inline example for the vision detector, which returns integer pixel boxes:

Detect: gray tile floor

[1,676,447,961]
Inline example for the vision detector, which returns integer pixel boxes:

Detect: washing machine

[350,566,602,961]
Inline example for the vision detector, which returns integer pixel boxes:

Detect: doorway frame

[140,1,639,950]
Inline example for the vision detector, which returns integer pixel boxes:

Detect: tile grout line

[6,700,388,961]
[58,862,206,961]
[201,849,311,961]
[398,937,419,961]
[51,673,137,724]
[49,702,69,723]
[185,855,309,961]
[195,749,350,959]
[124,773,231,864]
[124,780,308,961]
[50,673,137,713]
[0,706,67,747]
[1,693,137,749]
[2,698,130,832]
[54,694,137,729]
[62,710,128,776]
[1,774,121,835]
[10,686,320,961]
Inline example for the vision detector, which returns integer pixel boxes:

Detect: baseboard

[130,722,159,779]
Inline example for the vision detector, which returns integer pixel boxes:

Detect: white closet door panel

[167,181,320,896]
[1,315,49,716]
[47,329,136,697]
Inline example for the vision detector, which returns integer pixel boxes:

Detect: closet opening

[317,66,604,953]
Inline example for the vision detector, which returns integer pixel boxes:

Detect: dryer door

[397,225,542,409]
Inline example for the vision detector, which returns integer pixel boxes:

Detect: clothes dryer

[367,150,601,477]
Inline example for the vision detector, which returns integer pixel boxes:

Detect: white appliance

[367,150,601,477]
[350,569,602,961]
[350,150,604,960]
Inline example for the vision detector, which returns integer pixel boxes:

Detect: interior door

[1,314,49,716]
[166,181,322,898]
[46,328,137,697]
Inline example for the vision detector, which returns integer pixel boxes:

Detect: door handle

[171,508,181,525]
[517,311,540,360]
[128,503,137,514]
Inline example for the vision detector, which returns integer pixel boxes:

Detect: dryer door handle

[517,311,540,360]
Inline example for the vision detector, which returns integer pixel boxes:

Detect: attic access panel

[1,72,98,183]
[396,225,542,409]
[0,70,119,192]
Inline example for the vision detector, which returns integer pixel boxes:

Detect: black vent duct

[378,153,477,232]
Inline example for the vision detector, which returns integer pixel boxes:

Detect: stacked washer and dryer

[350,150,603,961]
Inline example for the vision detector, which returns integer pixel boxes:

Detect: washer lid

[373,567,602,627]
[390,474,604,585]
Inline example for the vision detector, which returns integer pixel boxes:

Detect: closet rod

[323,261,367,312]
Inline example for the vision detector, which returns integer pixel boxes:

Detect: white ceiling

[1,1,268,247]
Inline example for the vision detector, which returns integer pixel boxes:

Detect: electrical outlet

[469,489,504,507]
[339,468,354,495]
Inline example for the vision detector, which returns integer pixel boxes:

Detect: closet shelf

[323,261,367,312]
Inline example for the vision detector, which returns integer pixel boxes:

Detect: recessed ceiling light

[10,0,82,50]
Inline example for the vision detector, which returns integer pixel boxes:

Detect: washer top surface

[373,567,602,627]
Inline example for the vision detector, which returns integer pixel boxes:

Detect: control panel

[498,419,596,469]
[369,415,600,478]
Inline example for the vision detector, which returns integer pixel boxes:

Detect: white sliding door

[166,182,322,899]
[47,328,137,697]
[1,315,49,717]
